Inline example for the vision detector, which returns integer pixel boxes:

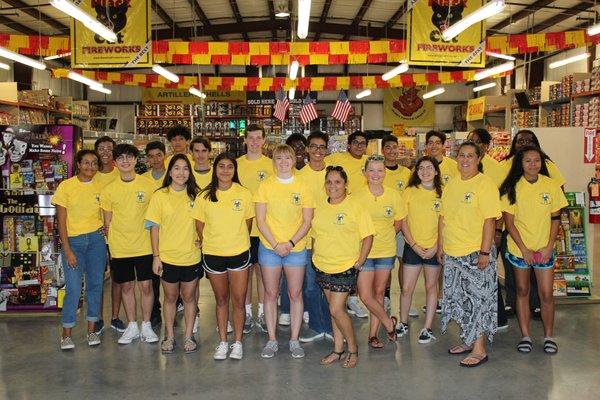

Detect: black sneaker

[418,328,437,344]
[110,318,126,333]
[395,322,409,337]
[435,302,442,314]
[94,319,104,335]
[151,313,162,328]
[532,307,541,320]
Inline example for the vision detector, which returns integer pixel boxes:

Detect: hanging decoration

[383,87,435,127]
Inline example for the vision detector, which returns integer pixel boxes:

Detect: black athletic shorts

[249,236,260,264]
[161,262,203,283]
[202,250,251,274]
[110,254,154,283]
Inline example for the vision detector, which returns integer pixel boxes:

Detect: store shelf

[541,98,570,106]
[484,106,506,114]
[571,89,600,99]
[136,115,193,119]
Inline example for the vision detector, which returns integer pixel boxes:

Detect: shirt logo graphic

[95,193,100,203]
[257,171,266,181]
[233,199,242,211]
[462,192,474,204]
[433,201,441,212]
[136,191,146,203]
[292,193,301,205]
[540,192,551,205]
[189,200,195,208]
[397,181,404,190]
[335,213,346,225]
[443,174,450,183]
[384,206,393,218]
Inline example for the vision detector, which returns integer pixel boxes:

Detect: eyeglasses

[351,140,367,147]
[116,154,136,162]
[516,138,535,145]
[308,144,327,151]
[80,160,98,167]
[326,165,344,172]
[96,146,113,153]
[417,165,435,171]
[367,155,384,162]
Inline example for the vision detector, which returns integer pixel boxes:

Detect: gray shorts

[396,231,406,258]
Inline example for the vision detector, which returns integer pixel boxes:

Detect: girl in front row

[500,146,567,355]
[145,154,201,354]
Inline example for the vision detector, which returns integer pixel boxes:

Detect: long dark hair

[201,152,241,202]
[408,156,443,198]
[159,153,199,201]
[458,140,483,173]
[499,145,550,205]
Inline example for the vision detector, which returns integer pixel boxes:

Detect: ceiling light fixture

[288,87,296,100]
[485,51,515,61]
[274,0,290,17]
[0,46,46,70]
[356,89,372,99]
[50,0,117,43]
[474,61,514,81]
[473,82,497,92]
[152,64,180,83]
[67,70,103,87]
[44,52,71,61]
[588,22,600,36]
[0,62,10,70]
[422,87,445,99]
[189,87,207,99]
[548,52,590,69]
[382,62,409,81]
[89,83,111,94]
[297,0,311,39]
[289,60,299,81]
[442,0,505,41]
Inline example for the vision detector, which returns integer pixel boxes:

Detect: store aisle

[0,280,599,400]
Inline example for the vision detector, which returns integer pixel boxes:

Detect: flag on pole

[273,87,290,121]
[299,94,318,125]
[331,91,353,123]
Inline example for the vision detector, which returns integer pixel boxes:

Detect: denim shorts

[258,243,307,268]
[506,252,555,270]
[402,243,439,267]
[362,256,395,271]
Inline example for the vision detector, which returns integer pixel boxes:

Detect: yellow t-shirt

[438,156,458,186]
[52,176,103,236]
[253,175,315,251]
[324,152,367,194]
[237,155,273,236]
[502,175,568,257]
[404,185,442,249]
[481,154,504,188]
[440,173,501,257]
[311,196,376,273]
[498,158,566,187]
[192,183,254,256]
[164,153,194,169]
[383,165,412,192]
[100,175,155,258]
[192,167,212,190]
[142,169,166,189]
[297,165,328,250]
[144,187,201,266]
[353,186,407,258]
[93,168,120,191]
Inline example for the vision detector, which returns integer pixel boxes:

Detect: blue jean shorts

[258,243,307,268]
[362,256,395,271]
[506,252,555,270]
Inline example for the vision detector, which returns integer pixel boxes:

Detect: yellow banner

[71,0,152,68]
[466,97,485,121]
[407,0,485,67]
[142,88,247,104]
[384,87,435,127]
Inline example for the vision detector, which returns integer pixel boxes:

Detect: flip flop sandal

[161,337,176,354]
[342,352,358,369]
[517,339,533,353]
[544,339,558,354]
[386,316,398,342]
[460,354,489,368]
[184,337,197,354]
[448,343,473,355]
[320,350,345,365]
[368,336,384,349]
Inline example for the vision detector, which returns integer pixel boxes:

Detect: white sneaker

[118,322,140,344]
[303,311,309,324]
[213,341,229,360]
[384,296,392,313]
[347,297,368,318]
[192,315,199,334]
[87,332,101,347]
[140,321,159,343]
[229,341,243,360]
[408,308,419,317]
[227,321,233,333]
[60,336,75,350]
[278,313,291,326]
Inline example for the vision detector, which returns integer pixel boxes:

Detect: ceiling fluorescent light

[68,71,102,87]
[152,64,179,83]
[89,84,111,94]
[288,87,296,100]
[0,46,46,70]
[474,61,514,81]
[274,0,290,17]
[50,0,117,43]
[289,60,299,81]
[382,62,409,81]
[356,89,371,99]
[486,51,515,61]
[548,52,590,69]
[297,0,311,39]
[44,52,71,61]
[422,87,445,99]
[189,87,207,99]
[473,82,497,92]
[0,62,10,70]
[442,0,505,41]
[588,22,600,36]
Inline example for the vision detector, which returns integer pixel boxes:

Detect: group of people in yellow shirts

[53,123,567,369]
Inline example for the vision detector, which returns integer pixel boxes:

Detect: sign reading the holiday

[466,97,485,121]
[383,87,435,127]
[407,0,486,67]
[583,128,597,164]
[71,0,152,68]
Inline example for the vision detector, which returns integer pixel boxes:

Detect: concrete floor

[0,278,599,400]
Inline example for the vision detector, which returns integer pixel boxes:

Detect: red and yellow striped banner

[0,34,69,57]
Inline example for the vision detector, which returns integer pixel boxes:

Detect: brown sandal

[448,343,473,355]
[342,351,358,369]
[320,350,345,365]
[368,336,384,349]
[386,316,398,342]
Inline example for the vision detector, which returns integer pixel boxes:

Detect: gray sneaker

[60,336,75,350]
[87,332,101,346]
[261,340,278,359]
[243,314,254,334]
[256,314,268,333]
[289,340,305,359]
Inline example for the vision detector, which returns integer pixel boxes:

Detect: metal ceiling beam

[490,0,556,32]
[383,1,407,31]
[151,0,190,40]
[342,0,374,40]
[313,0,332,41]
[267,0,277,40]
[528,4,593,33]
[229,0,249,41]
[0,15,38,35]
[185,0,220,40]
[2,0,69,34]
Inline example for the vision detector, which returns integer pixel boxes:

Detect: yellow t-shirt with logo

[237,155,273,236]
[498,158,566,187]
[52,176,103,236]
[145,187,201,266]
[438,156,458,186]
[353,186,407,258]
[253,176,315,251]
[100,175,155,258]
[502,175,568,258]
[192,167,212,190]
[192,183,254,256]
[324,152,367,194]
[481,154,504,188]
[93,168,120,191]
[164,153,194,169]
[311,196,376,273]
[383,165,412,192]
[404,185,442,249]
[440,173,501,257]
[142,169,166,189]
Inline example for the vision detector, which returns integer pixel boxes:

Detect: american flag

[299,94,318,125]
[273,88,289,121]
[331,91,353,123]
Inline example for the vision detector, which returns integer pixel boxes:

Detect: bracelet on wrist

[153,254,160,258]
[289,239,295,247]
[479,251,490,256]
